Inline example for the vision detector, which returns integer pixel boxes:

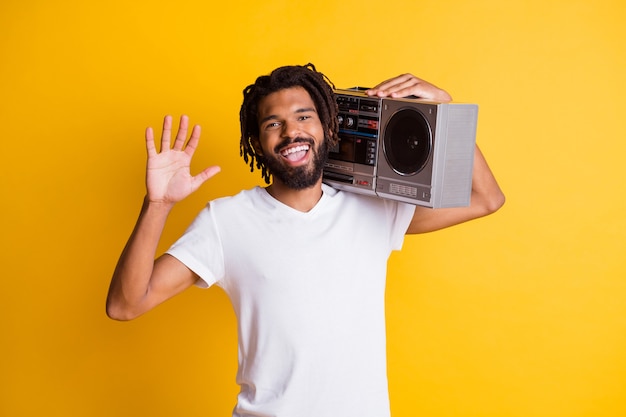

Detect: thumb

[190,165,221,191]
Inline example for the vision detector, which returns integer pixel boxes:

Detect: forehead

[257,86,317,117]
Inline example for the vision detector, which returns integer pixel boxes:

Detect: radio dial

[327,90,478,208]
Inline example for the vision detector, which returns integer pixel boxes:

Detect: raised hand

[145,115,220,205]
[366,73,452,102]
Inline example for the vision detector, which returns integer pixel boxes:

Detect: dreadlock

[239,63,340,184]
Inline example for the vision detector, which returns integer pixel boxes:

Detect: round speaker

[383,108,432,176]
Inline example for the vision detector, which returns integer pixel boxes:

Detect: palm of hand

[146,150,196,203]
[144,115,219,205]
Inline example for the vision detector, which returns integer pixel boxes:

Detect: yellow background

[1,1,625,416]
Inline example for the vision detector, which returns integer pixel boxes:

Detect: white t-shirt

[167,184,415,417]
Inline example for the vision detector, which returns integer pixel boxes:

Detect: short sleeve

[166,203,225,288]
[386,200,416,251]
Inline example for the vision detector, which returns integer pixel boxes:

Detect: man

[107,64,504,416]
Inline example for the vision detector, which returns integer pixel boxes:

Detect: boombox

[323,88,478,208]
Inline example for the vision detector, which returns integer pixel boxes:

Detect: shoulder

[209,186,263,209]
[207,186,280,222]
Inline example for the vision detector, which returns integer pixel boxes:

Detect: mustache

[273,137,315,154]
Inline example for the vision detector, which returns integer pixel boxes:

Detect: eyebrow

[259,107,317,125]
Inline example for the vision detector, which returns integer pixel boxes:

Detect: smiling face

[254,86,329,190]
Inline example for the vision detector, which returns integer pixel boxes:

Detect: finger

[388,82,422,98]
[367,74,415,96]
[368,75,451,101]
[161,115,173,151]
[145,126,157,156]
[393,80,451,101]
[184,124,202,156]
[173,115,189,151]
[370,74,411,90]
[383,77,423,96]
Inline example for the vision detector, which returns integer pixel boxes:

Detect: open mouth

[280,144,310,163]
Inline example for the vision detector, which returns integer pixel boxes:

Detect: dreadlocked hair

[239,63,340,184]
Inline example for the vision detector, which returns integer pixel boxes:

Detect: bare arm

[106,115,220,320]
[406,146,504,234]
[367,74,505,234]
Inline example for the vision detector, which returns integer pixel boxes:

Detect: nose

[281,119,300,139]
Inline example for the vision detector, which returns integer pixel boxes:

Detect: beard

[259,137,329,190]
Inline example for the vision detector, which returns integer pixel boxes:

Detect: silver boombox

[323,88,478,208]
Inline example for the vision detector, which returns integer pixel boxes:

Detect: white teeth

[281,145,309,156]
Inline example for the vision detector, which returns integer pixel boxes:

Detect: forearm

[106,197,173,320]
[406,146,504,234]
[469,146,505,214]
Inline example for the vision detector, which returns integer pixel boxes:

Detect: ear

[327,128,338,146]
[249,136,264,156]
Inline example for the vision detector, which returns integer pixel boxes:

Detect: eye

[264,121,281,130]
